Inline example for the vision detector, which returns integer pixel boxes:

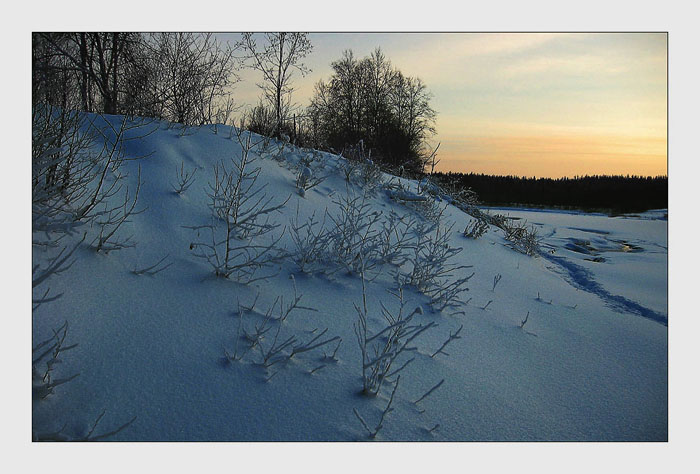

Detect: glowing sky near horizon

[220,33,667,178]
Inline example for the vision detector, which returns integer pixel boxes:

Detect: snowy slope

[32,114,667,441]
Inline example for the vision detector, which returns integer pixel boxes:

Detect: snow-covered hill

[32,114,667,441]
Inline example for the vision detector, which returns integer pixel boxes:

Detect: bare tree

[35,33,143,114]
[33,32,239,124]
[33,33,83,111]
[308,48,436,172]
[238,33,313,136]
[392,72,437,171]
[147,33,239,126]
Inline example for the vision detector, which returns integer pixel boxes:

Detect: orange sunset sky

[221,32,667,178]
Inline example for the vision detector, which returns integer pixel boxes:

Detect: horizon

[221,32,667,179]
[431,171,668,179]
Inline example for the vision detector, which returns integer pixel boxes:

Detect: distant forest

[431,172,668,214]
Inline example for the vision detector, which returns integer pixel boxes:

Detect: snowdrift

[32,114,667,441]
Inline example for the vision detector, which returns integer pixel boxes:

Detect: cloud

[387,33,565,85]
[226,33,667,177]
[501,53,628,77]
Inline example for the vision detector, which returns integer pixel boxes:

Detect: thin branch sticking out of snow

[430,325,463,358]
[413,378,444,406]
[354,272,435,397]
[171,161,197,195]
[353,375,402,439]
[132,254,173,276]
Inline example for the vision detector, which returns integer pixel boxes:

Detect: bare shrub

[358,159,384,191]
[290,197,418,278]
[32,234,85,310]
[502,219,541,256]
[32,321,138,441]
[353,375,401,439]
[294,149,328,195]
[354,276,435,397]
[171,161,197,194]
[407,222,474,313]
[486,212,509,229]
[327,192,383,276]
[463,218,489,239]
[225,285,339,379]
[32,106,97,231]
[243,100,277,138]
[339,156,363,183]
[338,140,385,191]
[73,115,153,224]
[91,165,145,253]
[376,211,417,267]
[440,177,480,208]
[386,179,445,223]
[34,410,137,442]
[32,109,140,442]
[33,110,153,304]
[289,206,332,274]
[190,127,288,282]
[32,321,80,401]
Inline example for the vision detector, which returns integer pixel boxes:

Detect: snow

[32,115,667,442]
[487,207,668,323]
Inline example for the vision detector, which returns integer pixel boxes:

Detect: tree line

[431,172,668,214]
[33,33,438,174]
[33,33,244,125]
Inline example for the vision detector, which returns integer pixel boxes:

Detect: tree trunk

[110,33,120,115]
[78,33,90,112]
[276,34,284,135]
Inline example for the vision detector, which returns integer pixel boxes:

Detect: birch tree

[239,33,313,136]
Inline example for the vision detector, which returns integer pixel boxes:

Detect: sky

[218,33,667,178]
